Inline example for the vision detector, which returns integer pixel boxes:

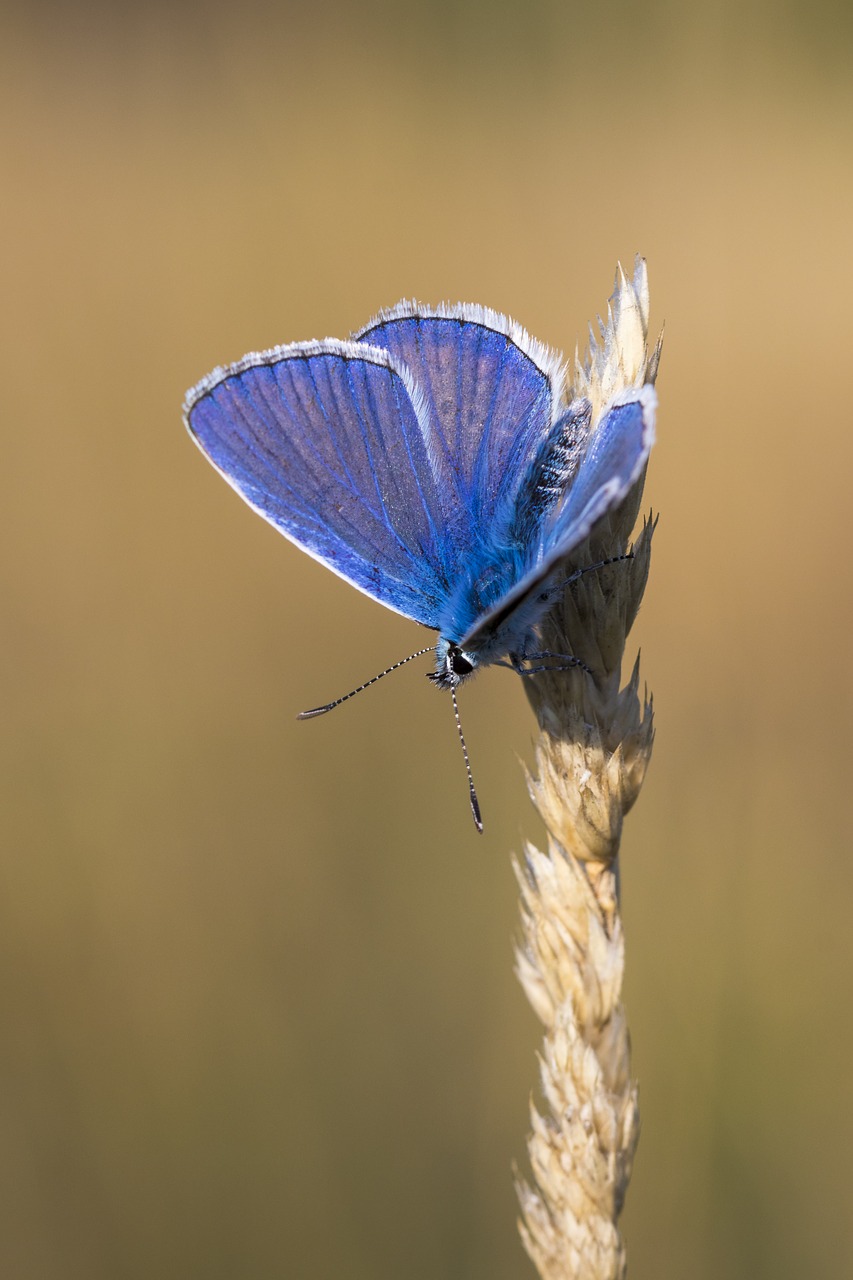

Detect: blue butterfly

[184,300,656,828]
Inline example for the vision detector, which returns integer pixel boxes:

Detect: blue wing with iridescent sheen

[184,340,454,627]
[457,386,656,652]
[356,303,565,549]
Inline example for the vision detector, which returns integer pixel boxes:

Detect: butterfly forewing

[184,342,451,626]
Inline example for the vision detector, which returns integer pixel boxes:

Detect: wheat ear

[514,259,660,1280]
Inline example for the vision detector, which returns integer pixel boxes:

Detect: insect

[184,299,656,829]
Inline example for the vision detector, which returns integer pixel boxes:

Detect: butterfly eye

[451,651,474,677]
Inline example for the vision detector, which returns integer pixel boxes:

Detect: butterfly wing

[184,340,454,627]
[459,385,657,652]
[356,303,566,551]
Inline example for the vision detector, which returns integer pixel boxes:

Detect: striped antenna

[555,552,634,592]
[297,647,434,718]
[451,684,482,832]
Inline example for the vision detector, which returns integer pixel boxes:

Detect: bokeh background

[3,1,852,1276]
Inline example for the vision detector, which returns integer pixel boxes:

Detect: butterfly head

[429,638,479,691]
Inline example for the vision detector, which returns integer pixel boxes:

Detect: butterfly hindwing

[184,341,453,627]
[545,387,656,552]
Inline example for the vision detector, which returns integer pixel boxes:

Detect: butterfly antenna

[297,647,434,719]
[559,552,634,589]
[451,684,483,833]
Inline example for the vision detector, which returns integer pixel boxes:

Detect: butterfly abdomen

[494,397,591,558]
[526,398,591,521]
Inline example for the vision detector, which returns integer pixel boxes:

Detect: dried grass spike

[513,260,658,1279]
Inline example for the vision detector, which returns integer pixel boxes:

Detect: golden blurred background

[2,1,852,1275]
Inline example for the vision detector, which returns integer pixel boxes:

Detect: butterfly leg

[511,651,594,678]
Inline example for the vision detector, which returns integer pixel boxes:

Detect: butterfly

[184,299,657,828]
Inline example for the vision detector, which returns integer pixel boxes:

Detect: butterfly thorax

[432,536,555,684]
